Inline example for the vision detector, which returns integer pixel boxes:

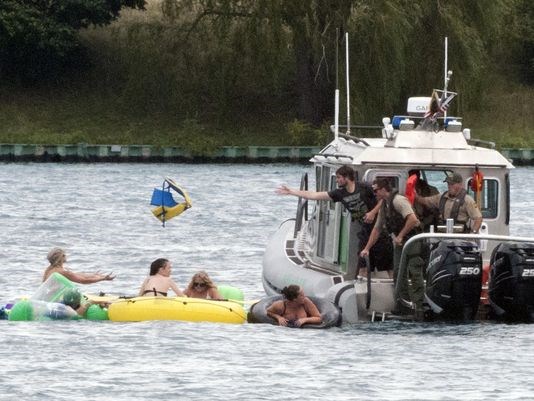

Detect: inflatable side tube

[247,295,341,329]
[9,299,80,321]
[217,285,244,302]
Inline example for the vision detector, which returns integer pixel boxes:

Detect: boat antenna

[334,29,339,140]
[443,37,452,119]
[345,32,351,135]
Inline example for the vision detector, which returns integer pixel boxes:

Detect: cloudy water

[0,164,533,400]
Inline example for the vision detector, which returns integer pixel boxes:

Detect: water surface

[0,164,532,400]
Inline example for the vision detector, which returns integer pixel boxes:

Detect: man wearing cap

[416,172,483,233]
[360,178,424,316]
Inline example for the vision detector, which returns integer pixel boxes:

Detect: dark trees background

[0,0,533,139]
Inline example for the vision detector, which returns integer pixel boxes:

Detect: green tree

[160,0,514,126]
[0,0,146,82]
[504,0,534,84]
[161,0,352,125]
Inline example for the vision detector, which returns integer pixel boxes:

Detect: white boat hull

[262,219,395,323]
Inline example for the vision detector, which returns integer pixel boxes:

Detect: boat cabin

[299,96,513,280]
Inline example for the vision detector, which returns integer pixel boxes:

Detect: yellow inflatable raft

[107,296,246,324]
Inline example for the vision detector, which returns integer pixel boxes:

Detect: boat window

[374,176,399,191]
[467,178,498,219]
[364,169,402,190]
[421,170,450,193]
[329,174,337,210]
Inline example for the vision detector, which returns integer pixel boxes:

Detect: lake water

[0,163,533,400]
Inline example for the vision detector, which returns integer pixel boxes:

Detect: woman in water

[266,285,322,328]
[138,258,185,297]
[42,247,115,284]
[183,271,222,299]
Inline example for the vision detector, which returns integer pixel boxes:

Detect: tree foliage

[0,0,146,82]
[3,0,532,132]
[156,0,520,126]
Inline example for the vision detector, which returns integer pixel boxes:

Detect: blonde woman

[42,247,115,284]
[184,271,222,299]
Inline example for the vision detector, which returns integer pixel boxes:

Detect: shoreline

[0,143,531,164]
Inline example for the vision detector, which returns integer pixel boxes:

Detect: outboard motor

[425,240,482,321]
[488,242,534,322]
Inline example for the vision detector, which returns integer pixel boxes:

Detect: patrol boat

[262,39,534,324]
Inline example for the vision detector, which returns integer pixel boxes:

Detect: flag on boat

[424,90,455,121]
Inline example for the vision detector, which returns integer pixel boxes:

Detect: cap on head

[444,172,463,184]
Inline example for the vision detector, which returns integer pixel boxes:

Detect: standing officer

[360,178,424,315]
[416,172,483,233]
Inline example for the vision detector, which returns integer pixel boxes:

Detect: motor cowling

[425,240,482,321]
[488,242,534,322]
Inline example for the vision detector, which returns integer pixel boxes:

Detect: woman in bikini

[183,271,222,299]
[266,285,322,328]
[42,247,115,284]
[138,258,185,297]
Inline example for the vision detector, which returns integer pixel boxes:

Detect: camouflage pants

[393,241,425,310]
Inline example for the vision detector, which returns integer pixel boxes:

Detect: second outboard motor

[488,242,534,322]
[425,240,482,321]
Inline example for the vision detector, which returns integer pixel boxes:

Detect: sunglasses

[193,282,207,288]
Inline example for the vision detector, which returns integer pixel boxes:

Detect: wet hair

[335,165,355,181]
[187,271,216,291]
[47,248,65,267]
[374,178,392,192]
[281,285,301,301]
[150,258,169,276]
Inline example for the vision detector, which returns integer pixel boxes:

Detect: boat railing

[293,172,309,238]
[396,233,534,303]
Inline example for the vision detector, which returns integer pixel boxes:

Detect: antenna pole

[443,37,452,118]
[444,36,448,95]
[334,29,339,139]
[345,32,350,134]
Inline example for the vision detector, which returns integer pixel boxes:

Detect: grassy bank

[1,80,532,149]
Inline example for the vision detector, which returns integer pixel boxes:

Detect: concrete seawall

[0,143,531,164]
[0,144,321,163]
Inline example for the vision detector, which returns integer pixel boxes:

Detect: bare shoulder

[267,300,284,311]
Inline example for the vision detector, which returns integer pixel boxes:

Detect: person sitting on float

[183,271,222,299]
[61,288,108,316]
[43,247,115,284]
[139,258,185,297]
[266,285,322,328]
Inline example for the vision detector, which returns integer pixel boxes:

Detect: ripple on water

[0,164,533,400]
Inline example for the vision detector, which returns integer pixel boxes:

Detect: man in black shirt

[277,165,390,276]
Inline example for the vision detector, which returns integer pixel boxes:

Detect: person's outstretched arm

[60,269,115,285]
[276,185,331,201]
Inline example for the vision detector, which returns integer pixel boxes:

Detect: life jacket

[438,189,468,231]
[383,191,420,239]
[405,174,418,205]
